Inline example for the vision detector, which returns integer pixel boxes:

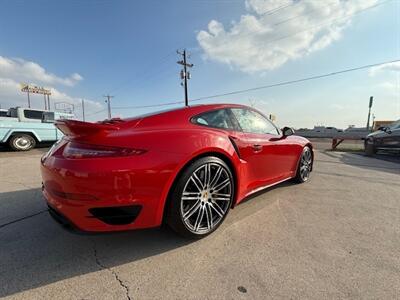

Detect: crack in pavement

[0,209,48,229]
[91,239,132,300]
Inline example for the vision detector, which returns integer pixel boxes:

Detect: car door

[380,120,400,150]
[228,108,290,192]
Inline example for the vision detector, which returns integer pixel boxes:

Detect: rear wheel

[166,156,234,239]
[9,134,36,151]
[294,146,313,183]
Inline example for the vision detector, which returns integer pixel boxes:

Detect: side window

[192,109,234,130]
[24,110,44,120]
[231,108,279,135]
[42,112,55,123]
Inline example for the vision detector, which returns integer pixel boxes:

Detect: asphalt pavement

[0,147,399,299]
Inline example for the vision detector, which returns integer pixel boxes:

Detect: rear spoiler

[55,119,120,137]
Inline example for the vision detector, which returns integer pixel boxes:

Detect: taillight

[63,141,146,159]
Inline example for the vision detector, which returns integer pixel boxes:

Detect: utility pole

[366,96,373,131]
[27,89,31,108]
[103,94,114,119]
[177,49,193,106]
[82,99,85,121]
[47,94,51,110]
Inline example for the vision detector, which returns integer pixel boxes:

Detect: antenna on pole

[177,49,193,106]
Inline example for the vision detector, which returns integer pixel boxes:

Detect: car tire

[166,156,234,239]
[364,142,376,156]
[294,146,313,183]
[9,134,36,151]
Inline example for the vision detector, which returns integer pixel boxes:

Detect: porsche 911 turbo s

[41,104,313,238]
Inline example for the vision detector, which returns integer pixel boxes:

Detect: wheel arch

[6,131,40,143]
[161,150,239,225]
[305,142,314,171]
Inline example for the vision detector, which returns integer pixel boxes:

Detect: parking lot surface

[0,147,399,299]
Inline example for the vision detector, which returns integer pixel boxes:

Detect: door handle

[252,144,263,152]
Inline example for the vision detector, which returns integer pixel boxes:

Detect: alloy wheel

[299,148,312,181]
[180,162,233,234]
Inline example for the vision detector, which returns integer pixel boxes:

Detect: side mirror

[282,127,295,137]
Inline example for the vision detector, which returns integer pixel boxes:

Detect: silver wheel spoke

[182,196,200,201]
[203,164,211,188]
[209,166,222,188]
[212,178,230,192]
[210,202,224,218]
[204,204,211,230]
[212,193,230,201]
[190,173,203,192]
[183,192,199,196]
[194,206,205,232]
[206,204,214,228]
[183,200,202,220]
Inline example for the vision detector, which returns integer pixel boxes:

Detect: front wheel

[9,134,36,151]
[166,157,234,239]
[364,140,376,156]
[294,146,313,183]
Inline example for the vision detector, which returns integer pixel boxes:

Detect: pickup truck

[0,107,74,151]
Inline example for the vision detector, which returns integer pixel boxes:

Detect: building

[372,120,395,131]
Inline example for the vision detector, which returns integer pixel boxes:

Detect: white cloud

[197,0,378,73]
[0,56,83,87]
[0,77,103,117]
[369,61,400,76]
[0,55,103,120]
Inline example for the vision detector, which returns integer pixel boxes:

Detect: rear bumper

[41,150,185,232]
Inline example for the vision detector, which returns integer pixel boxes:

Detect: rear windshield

[24,109,44,119]
[124,107,184,121]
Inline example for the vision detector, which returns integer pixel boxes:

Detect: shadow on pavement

[0,188,192,298]
[320,151,400,176]
[0,180,293,298]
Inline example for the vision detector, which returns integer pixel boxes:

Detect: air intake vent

[88,205,142,225]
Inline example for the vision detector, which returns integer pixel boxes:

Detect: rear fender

[152,131,241,226]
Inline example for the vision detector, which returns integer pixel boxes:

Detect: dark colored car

[365,119,400,155]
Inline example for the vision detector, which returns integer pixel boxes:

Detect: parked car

[364,119,400,155]
[0,107,74,151]
[41,104,313,238]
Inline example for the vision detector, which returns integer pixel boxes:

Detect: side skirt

[242,176,294,200]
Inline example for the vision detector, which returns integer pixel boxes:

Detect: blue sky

[0,0,399,128]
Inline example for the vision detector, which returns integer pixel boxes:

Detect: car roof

[122,103,251,128]
[124,103,249,121]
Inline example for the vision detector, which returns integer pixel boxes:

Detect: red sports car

[41,104,313,238]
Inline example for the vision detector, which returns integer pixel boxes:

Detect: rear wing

[55,120,120,138]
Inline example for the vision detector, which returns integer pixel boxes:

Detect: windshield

[389,119,400,129]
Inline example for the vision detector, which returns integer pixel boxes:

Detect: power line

[85,108,107,117]
[258,1,299,17]
[191,59,400,102]
[112,59,400,110]
[222,0,391,46]
[106,51,176,95]
[272,1,340,27]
